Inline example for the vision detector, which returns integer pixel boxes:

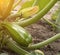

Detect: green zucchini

[3,22,32,47]
[6,39,29,55]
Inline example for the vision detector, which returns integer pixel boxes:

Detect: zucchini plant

[0,0,59,55]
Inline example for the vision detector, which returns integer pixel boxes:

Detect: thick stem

[16,0,57,27]
[6,39,29,55]
[28,33,60,50]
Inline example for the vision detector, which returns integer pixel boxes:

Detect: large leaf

[18,0,50,12]
[33,0,50,11]
[18,0,35,13]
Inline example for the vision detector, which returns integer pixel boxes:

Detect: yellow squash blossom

[0,0,14,19]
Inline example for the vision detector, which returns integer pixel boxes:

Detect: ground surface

[26,1,60,55]
[0,1,60,55]
[26,20,60,55]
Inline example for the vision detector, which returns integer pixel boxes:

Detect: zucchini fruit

[3,22,32,47]
[6,39,29,55]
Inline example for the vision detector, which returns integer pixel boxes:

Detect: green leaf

[21,0,51,11]
[18,0,35,13]
[33,0,50,11]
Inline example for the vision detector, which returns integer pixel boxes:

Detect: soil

[26,19,60,55]
[0,1,60,55]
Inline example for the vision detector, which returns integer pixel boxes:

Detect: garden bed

[0,1,60,55]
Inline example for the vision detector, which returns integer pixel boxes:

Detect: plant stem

[43,18,57,28]
[6,39,29,55]
[16,0,57,27]
[28,33,60,50]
